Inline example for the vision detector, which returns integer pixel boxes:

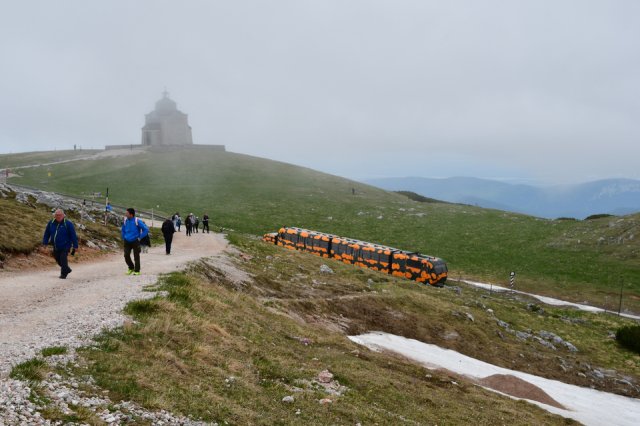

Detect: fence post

[618,277,624,316]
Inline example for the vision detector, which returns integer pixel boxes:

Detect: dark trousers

[194,224,199,233]
[186,225,192,236]
[164,234,173,254]
[53,249,71,276]
[124,240,141,272]
[203,222,209,233]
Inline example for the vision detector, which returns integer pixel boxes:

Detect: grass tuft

[124,299,160,318]
[10,358,47,382]
[41,346,68,357]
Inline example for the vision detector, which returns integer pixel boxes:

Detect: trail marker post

[104,187,109,226]
[509,271,516,292]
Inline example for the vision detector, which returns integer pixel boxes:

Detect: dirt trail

[0,231,227,375]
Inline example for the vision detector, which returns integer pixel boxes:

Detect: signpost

[104,187,110,225]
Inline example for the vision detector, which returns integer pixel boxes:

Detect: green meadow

[7,149,640,312]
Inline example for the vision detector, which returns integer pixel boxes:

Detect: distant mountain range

[364,177,640,219]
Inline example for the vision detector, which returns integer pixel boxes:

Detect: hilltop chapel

[141,90,193,146]
[104,91,224,151]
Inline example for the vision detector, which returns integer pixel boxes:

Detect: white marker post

[509,271,516,292]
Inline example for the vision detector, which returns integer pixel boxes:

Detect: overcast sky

[1,1,638,185]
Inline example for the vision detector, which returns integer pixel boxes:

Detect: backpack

[140,235,151,247]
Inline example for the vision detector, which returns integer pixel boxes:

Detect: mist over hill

[364,177,640,219]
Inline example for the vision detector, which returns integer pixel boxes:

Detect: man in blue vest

[42,209,79,279]
[121,207,149,276]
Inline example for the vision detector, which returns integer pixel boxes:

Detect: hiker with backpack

[121,208,149,276]
[42,209,79,279]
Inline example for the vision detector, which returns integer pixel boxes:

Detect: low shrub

[585,214,614,220]
[616,325,640,354]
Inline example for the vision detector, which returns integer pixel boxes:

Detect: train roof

[278,226,442,260]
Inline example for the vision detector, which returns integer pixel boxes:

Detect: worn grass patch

[73,269,568,425]
[227,234,640,398]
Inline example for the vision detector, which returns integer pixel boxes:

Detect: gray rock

[443,331,460,341]
[533,336,557,350]
[282,395,295,403]
[319,264,334,274]
[496,319,510,329]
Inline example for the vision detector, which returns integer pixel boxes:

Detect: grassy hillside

[20,234,639,424]
[0,189,120,264]
[8,149,640,313]
[0,149,100,169]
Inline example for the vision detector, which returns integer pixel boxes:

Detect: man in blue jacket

[42,209,79,279]
[121,207,149,276]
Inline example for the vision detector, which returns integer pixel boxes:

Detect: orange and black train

[263,227,448,287]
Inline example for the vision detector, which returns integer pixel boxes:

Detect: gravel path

[0,231,227,424]
[0,231,227,375]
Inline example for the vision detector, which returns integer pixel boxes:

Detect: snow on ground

[349,332,640,426]
[462,279,640,321]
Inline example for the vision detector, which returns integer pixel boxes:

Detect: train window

[407,257,422,269]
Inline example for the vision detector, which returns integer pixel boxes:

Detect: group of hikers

[42,207,212,279]
[170,212,209,235]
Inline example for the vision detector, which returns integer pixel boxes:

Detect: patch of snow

[461,280,640,321]
[349,332,640,426]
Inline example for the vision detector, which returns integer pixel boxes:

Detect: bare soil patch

[478,374,566,409]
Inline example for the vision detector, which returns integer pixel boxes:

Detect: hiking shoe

[126,269,134,275]
[132,271,141,276]
[59,274,67,279]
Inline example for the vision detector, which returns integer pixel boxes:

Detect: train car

[262,232,278,244]
[308,233,332,258]
[276,227,299,250]
[266,226,448,287]
[330,236,364,265]
[360,244,394,273]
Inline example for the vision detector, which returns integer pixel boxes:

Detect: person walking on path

[161,217,176,255]
[176,214,182,232]
[194,216,200,233]
[202,214,210,233]
[121,208,149,276]
[42,209,79,279]
[172,212,179,231]
[185,213,193,236]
